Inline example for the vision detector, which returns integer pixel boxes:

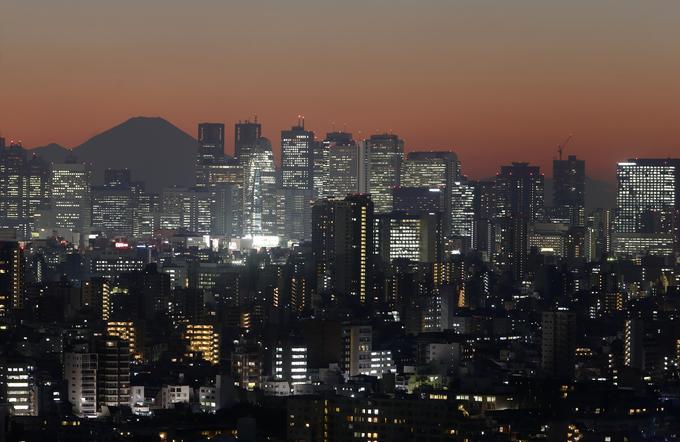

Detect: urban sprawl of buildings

[0,119,680,441]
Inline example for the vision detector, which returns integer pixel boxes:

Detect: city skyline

[2,2,680,439]
[3,1,680,179]
[4,113,679,184]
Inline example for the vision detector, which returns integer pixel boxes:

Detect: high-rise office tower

[615,159,680,233]
[312,195,374,304]
[24,154,51,236]
[277,188,313,242]
[0,142,27,235]
[492,215,528,281]
[243,138,277,236]
[91,186,134,238]
[311,198,336,294]
[280,121,315,241]
[312,140,329,199]
[589,208,613,259]
[196,123,233,238]
[325,132,358,199]
[541,309,576,381]
[50,157,92,232]
[392,187,443,215]
[196,123,225,188]
[400,151,459,188]
[472,181,497,260]
[91,169,134,238]
[399,151,458,233]
[160,187,211,234]
[553,155,586,226]
[132,190,159,239]
[364,134,404,213]
[376,212,443,264]
[203,158,244,238]
[0,241,24,318]
[281,120,315,191]
[450,179,475,241]
[234,119,262,160]
[495,162,544,221]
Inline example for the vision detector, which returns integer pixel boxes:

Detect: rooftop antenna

[254,114,258,123]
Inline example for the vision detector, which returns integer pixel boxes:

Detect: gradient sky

[2,0,680,181]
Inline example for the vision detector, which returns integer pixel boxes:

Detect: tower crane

[557,134,573,160]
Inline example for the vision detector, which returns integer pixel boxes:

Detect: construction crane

[557,134,573,161]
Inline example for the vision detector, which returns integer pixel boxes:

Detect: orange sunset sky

[2,0,680,181]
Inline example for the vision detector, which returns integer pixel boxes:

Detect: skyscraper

[280,121,315,242]
[492,215,528,281]
[196,123,225,188]
[376,212,443,264]
[364,134,404,213]
[312,195,374,304]
[91,169,134,238]
[495,162,544,221]
[392,187,443,215]
[326,132,359,199]
[615,159,680,233]
[399,151,458,234]
[450,179,475,241]
[281,120,315,191]
[312,139,329,199]
[553,155,585,226]
[278,188,313,242]
[160,187,211,234]
[24,154,51,236]
[0,142,27,235]
[204,158,244,238]
[0,241,23,318]
[400,151,459,188]
[50,157,92,233]
[243,138,277,236]
[234,119,262,160]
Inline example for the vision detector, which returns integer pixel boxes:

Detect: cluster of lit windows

[616,162,677,233]
[367,139,403,213]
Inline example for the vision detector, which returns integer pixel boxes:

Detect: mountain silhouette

[76,117,197,191]
[31,143,70,163]
[32,117,197,192]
